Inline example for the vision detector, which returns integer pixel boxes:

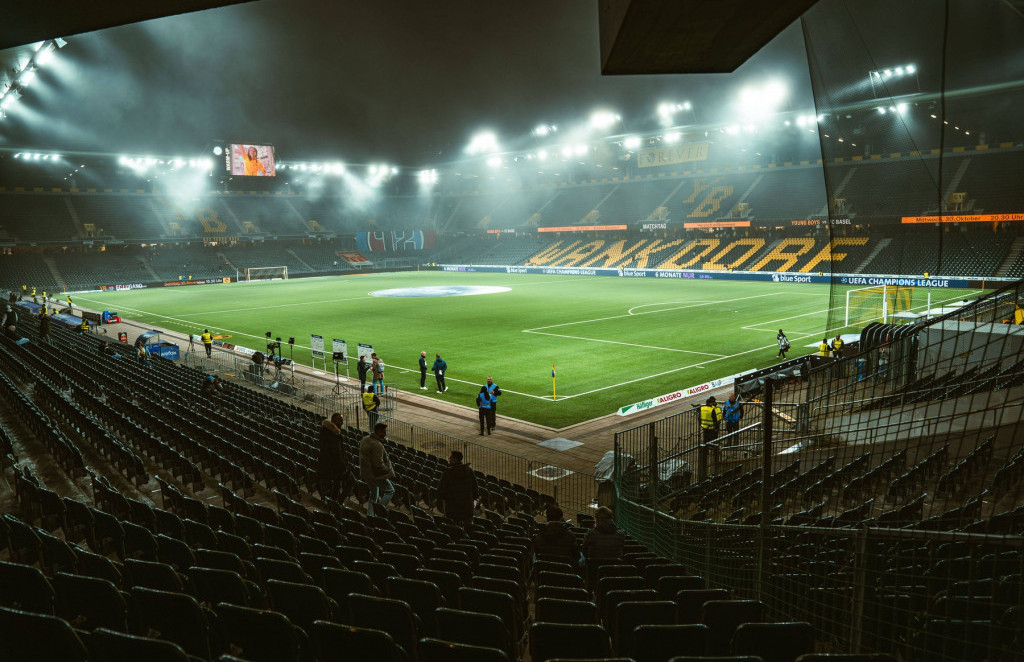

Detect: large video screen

[229,143,276,177]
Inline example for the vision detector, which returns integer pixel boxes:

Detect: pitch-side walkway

[83,308,735,478]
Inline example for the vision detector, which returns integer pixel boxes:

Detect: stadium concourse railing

[183,347,598,516]
[614,277,1024,660]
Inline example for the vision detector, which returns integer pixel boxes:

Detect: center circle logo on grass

[369,285,511,298]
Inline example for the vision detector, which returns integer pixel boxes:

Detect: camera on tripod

[265,332,282,356]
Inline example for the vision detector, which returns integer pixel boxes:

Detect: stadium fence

[614,277,1024,660]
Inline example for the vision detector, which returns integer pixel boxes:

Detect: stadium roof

[0,1,250,51]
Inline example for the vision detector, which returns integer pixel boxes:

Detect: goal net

[245,266,288,282]
[845,285,915,327]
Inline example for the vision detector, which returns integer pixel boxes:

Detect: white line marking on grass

[524,330,725,357]
[172,295,374,317]
[627,301,715,315]
[524,291,787,332]
[742,307,833,331]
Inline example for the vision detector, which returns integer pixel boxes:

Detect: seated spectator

[534,505,580,561]
[582,506,625,565]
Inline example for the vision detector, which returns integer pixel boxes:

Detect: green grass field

[73,272,977,428]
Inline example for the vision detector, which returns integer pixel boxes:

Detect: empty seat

[418,637,510,662]
[702,600,767,655]
[257,557,311,584]
[633,624,711,662]
[53,572,128,631]
[656,575,706,600]
[676,588,730,624]
[536,585,591,602]
[0,605,89,661]
[415,568,463,608]
[537,570,585,589]
[188,566,252,607]
[535,597,599,625]
[312,621,410,662]
[267,578,337,636]
[436,607,514,660]
[0,560,56,614]
[732,622,815,662]
[388,576,446,637]
[130,586,212,660]
[125,559,184,592]
[218,601,307,661]
[529,622,611,662]
[89,627,190,662]
[614,600,676,657]
[347,593,420,659]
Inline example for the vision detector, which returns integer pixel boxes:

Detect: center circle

[369,285,512,298]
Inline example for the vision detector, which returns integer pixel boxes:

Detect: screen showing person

[230,144,276,177]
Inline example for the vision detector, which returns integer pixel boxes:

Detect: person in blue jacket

[476,386,494,435]
[432,353,448,393]
[723,393,744,434]
[484,376,502,429]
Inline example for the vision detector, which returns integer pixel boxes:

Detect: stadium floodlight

[664,131,681,144]
[896,103,909,114]
[877,107,887,115]
[573,144,589,156]
[883,69,892,78]
[533,124,557,137]
[537,149,548,161]
[589,110,620,131]
[466,131,500,155]
[21,69,37,86]
[486,156,503,168]
[735,79,788,121]
[906,64,916,74]
[623,136,641,149]
[418,169,438,186]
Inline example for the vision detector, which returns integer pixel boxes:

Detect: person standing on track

[201,329,213,357]
[484,376,501,430]
[418,351,428,390]
[432,353,448,393]
[819,338,830,357]
[776,329,790,359]
[476,386,494,435]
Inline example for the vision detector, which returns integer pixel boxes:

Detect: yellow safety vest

[819,342,829,356]
[833,338,844,353]
[699,405,721,430]
[202,332,212,344]
[362,391,378,412]
[80,319,88,331]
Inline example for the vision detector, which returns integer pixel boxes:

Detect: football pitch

[73,272,977,428]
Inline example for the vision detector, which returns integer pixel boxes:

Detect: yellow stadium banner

[637,142,710,169]
[901,213,1024,224]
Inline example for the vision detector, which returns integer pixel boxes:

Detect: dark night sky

[0,0,815,166]
[2,0,1021,168]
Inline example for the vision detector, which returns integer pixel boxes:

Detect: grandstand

[1,0,1023,661]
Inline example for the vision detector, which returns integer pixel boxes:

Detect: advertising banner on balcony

[637,142,710,169]
[356,230,436,252]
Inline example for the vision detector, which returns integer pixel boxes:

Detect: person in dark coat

[356,355,369,391]
[533,505,580,561]
[582,506,625,563]
[436,450,478,526]
[318,413,352,502]
[38,310,52,345]
[418,351,428,390]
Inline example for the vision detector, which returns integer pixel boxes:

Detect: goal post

[245,266,288,282]
[845,285,918,327]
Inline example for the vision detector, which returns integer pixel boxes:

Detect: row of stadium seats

[4,148,1024,241]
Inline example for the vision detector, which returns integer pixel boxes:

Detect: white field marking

[554,316,864,400]
[524,291,788,333]
[172,295,375,317]
[742,307,833,331]
[524,330,726,357]
[627,301,715,315]
[74,295,560,402]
